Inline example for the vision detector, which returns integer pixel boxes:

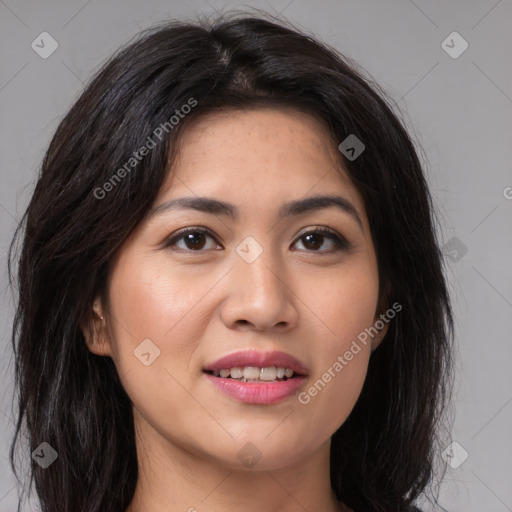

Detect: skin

[82,108,388,512]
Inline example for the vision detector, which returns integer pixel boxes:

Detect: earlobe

[371,319,389,351]
[372,286,392,351]
[80,298,112,357]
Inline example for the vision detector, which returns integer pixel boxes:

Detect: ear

[370,317,389,351]
[80,297,112,357]
[371,282,392,351]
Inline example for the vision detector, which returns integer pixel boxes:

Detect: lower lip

[204,373,307,404]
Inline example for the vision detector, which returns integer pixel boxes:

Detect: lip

[204,373,308,404]
[203,349,309,375]
[202,349,309,405]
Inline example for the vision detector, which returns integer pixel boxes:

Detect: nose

[219,246,299,332]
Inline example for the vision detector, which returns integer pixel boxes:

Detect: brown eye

[163,226,350,254]
[292,227,350,253]
[164,228,220,251]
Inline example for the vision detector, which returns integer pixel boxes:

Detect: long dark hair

[8,11,454,512]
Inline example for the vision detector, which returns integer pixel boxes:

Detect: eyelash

[163,226,350,254]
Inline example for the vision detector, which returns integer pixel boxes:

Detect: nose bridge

[220,234,297,330]
[234,235,286,304]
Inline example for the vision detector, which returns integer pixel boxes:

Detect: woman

[8,11,454,512]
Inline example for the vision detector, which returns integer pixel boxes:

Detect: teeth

[230,367,243,379]
[243,366,260,380]
[260,367,277,381]
[211,366,295,381]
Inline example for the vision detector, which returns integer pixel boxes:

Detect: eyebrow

[150,194,364,231]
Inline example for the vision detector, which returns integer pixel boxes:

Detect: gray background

[1,1,511,511]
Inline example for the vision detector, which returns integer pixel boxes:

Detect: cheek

[295,259,379,433]
[105,253,219,441]
[108,251,204,339]
[105,252,213,389]
[309,255,380,348]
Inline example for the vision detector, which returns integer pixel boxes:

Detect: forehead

[180,106,333,148]
[157,107,364,215]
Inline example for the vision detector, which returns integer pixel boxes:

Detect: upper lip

[203,349,309,376]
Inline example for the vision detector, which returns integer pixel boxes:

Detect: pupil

[304,233,322,250]
[186,233,205,250]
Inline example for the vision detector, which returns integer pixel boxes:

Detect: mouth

[202,350,309,404]
[202,349,308,380]
[203,366,302,383]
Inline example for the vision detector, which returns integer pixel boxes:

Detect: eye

[163,227,221,252]
[163,226,350,254]
[292,226,350,254]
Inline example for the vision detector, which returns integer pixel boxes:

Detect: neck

[125,411,349,512]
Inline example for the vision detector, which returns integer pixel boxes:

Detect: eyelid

[293,225,351,252]
[163,225,351,253]
[163,226,220,251]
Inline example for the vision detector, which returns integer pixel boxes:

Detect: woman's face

[87,108,387,471]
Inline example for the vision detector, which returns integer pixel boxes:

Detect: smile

[204,372,307,404]
[202,349,309,404]
[207,366,296,382]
